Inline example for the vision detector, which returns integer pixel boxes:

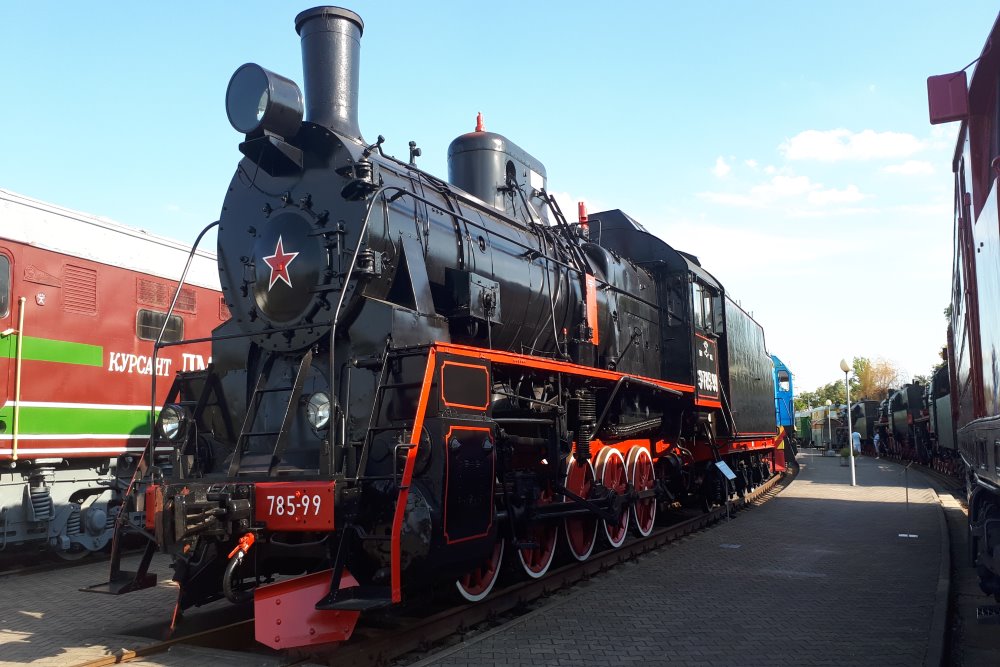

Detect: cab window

[0,255,9,317]
[777,370,790,392]
[691,281,718,334]
[691,282,703,329]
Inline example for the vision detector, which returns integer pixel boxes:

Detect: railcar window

[0,255,9,317]
[136,309,184,343]
[777,370,790,391]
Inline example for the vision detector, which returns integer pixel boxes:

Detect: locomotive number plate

[254,481,335,531]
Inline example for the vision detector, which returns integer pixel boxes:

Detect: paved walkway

[0,552,181,666]
[0,453,946,666]
[416,451,946,667]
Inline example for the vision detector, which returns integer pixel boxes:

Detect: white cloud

[780,128,924,161]
[712,156,731,178]
[882,160,934,175]
[929,124,960,150]
[806,184,865,205]
[764,165,777,175]
[744,159,758,169]
[786,206,878,219]
[697,191,760,207]
[697,172,866,210]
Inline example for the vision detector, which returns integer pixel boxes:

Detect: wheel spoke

[595,447,628,548]
[456,538,505,602]
[563,457,598,561]
[517,481,558,578]
[627,446,657,537]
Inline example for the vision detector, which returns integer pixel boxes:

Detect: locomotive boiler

[92,6,785,648]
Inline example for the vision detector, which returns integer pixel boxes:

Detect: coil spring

[106,505,119,530]
[66,509,82,535]
[30,487,52,522]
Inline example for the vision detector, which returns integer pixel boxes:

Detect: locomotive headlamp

[158,404,189,441]
[225,63,303,138]
[306,392,331,430]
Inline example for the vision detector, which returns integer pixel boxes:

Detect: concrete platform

[414,451,947,667]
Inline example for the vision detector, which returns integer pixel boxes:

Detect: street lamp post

[840,358,856,486]
[824,399,833,450]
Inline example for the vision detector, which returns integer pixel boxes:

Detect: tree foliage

[854,357,903,401]
[793,356,904,411]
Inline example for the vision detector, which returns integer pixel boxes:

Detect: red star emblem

[262,236,300,290]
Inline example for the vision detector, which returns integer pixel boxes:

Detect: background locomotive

[95,6,788,648]
[928,10,1000,600]
[0,189,220,560]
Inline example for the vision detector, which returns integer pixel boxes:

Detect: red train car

[929,11,1000,598]
[0,189,222,558]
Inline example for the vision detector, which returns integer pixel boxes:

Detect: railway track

[0,550,110,579]
[70,466,794,667]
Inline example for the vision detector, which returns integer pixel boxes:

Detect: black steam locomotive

[91,6,785,648]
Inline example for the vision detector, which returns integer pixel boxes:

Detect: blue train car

[772,355,794,431]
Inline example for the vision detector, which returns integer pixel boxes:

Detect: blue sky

[2,1,997,393]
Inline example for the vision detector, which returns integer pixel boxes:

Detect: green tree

[794,356,902,410]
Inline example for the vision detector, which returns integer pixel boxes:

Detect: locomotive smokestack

[294,6,364,142]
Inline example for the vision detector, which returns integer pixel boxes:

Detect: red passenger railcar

[0,189,221,558]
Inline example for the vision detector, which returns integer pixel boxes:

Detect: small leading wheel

[595,447,628,548]
[516,480,559,578]
[563,457,598,561]
[627,446,657,537]
[455,538,505,602]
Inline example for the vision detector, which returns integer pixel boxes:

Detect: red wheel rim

[627,446,656,536]
[563,458,598,561]
[456,538,505,602]
[596,447,628,548]
[517,482,558,578]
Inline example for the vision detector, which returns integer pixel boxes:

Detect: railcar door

[691,280,721,408]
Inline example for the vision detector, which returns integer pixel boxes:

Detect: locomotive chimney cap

[294,6,364,36]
